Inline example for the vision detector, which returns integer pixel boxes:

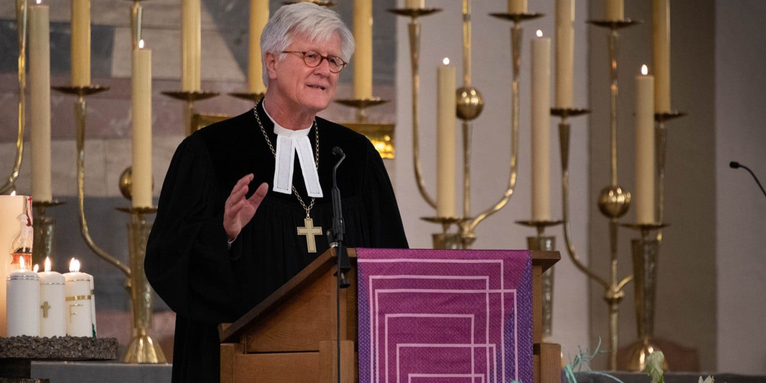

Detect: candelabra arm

[74,97,131,278]
[465,24,522,231]
[409,21,436,209]
[1,0,29,195]
[559,121,610,290]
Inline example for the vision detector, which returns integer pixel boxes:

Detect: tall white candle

[653,0,671,113]
[636,65,655,224]
[70,0,91,86]
[38,257,66,337]
[606,0,623,21]
[531,31,551,221]
[436,58,456,218]
[30,2,52,203]
[248,0,268,94]
[555,0,574,109]
[181,0,201,91]
[64,258,93,337]
[0,195,26,336]
[353,0,373,99]
[508,0,528,14]
[6,258,40,337]
[132,41,153,208]
[405,0,424,9]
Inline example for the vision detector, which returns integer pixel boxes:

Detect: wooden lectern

[219,248,560,383]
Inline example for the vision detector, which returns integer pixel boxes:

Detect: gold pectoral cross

[297,217,322,253]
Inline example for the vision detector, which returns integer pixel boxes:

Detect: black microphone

[331,146,348,383]
[730,161,766,198]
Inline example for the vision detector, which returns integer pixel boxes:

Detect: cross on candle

[297,218,322,253]
[41,301,51,318]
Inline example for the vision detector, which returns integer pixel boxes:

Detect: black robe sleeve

[145,133,241,325]
[361,139,409,249]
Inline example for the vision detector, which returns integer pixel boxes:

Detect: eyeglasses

[282,50,348,73]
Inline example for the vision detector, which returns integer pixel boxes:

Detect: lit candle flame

[19,257,26,270]
[33,264,39,273]
[536,30,543,38]
[641,64,648,75]
[10,191,16,196]
[443,57,450,66]
[69,258,80,273]
[138,39,145,49]
[36,0,41,4]
[44,257,51,272]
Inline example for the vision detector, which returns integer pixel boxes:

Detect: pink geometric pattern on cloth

[357,248,533,383]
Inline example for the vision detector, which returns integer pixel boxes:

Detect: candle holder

[334,97,389,123]
[116,206,166,364]
[421,216,464,249]
[1,0,29,195]
[31,200,65,267]
[654,111,686,243]
[620,222,669,372]
[516,220,563,340]
[283,1,335,6]
[334,98,396,159]
[161,90,220,137]
[388,6,442,212]
[229,91,265,105]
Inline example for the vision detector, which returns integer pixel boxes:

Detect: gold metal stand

[620,223,668,371]
[31,200,65,266]
[1,0,29,195]
[161,91,220,137]
[517,220,562,340]
[117,206,166,363]
[421,217,464,250]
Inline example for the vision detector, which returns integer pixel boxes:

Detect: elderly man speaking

[145,3,408,382]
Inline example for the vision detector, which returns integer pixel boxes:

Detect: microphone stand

[329,147,351,383]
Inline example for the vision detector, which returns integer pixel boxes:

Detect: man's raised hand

[224,174,268,241]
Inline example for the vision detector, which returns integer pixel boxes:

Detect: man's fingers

[227,199,245,215]
[247,182,269,207]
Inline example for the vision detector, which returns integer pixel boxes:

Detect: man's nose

[313,58,332,75]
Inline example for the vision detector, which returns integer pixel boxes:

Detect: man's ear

[265,51,278,82]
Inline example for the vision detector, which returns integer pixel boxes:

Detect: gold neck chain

[253,102,320,218]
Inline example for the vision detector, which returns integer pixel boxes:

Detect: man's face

[266,32,342,116]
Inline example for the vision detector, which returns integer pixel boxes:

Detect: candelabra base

[122,329,166,364]
[623,336,668,372]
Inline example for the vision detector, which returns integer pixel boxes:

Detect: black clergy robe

[144,102,408,383]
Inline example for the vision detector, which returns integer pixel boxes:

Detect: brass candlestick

[117,205,166,364]
[421,217,464,250]
[162,91,220,137]
[654,111,686,244]
[517,220,563,340]
[620,222,668,372]
[31,200,65,266]
[1,0,28,194]
[578,18,641,370]
[334,98,396,159]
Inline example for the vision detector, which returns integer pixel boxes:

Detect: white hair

[260,2,355,86]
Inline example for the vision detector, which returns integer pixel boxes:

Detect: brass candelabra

[1,0,28,195]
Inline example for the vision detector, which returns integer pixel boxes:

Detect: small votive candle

[39,257,66,337]
[64,258,93,337]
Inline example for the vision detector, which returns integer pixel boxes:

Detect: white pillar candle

[531,31,551,221]
[635,65,655,224]
[606,0,623,21]
[132,42,153,208]
[89,272,97,336]
[555,0,574,109]
[0,195,26,336]
[653,0,671,113]
[6,258,40,337]
[353,0,373,99]
[181,0,201,91]
[405,0,424,9]
[436,58,456,218]
[64,258,93,337]
[70,0,91,86]
[508,0,527,14]
[38,257,66,337]
[30,3,52,203]
[248,0,268,94]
